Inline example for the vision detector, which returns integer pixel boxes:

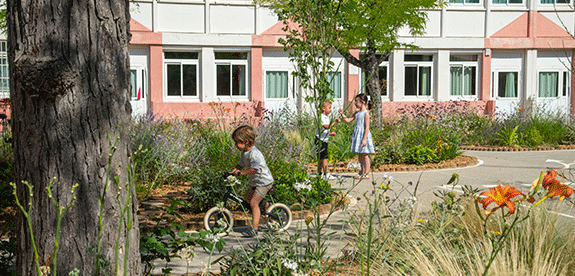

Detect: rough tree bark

[340,43,389,127]
[7,0,141,275]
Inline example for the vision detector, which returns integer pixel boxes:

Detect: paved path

[151,149,575,275]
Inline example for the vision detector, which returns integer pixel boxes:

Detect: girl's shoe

[354,174,369,179]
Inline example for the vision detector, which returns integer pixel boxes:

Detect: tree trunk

[363,54,383,127]
[7,0,141,275]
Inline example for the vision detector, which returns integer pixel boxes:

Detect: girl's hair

[232,125,256,145]
[355,93,372,110]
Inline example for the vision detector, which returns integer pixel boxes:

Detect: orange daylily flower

[541,170,574,200]
[542,170,559,189]
[477,185,526,215]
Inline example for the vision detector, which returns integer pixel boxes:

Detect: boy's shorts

[315,137,329,160]
[244,183,274,201]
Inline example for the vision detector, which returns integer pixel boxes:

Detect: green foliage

[140,197,226,276]
[270,161,333,207]
[405,145,437,165]
[522,125,543,147]
[495,125,520,147]
[186,167,246,212]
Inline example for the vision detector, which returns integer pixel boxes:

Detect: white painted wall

[157,3,205,33]
[445,11,486,37]
[211,5,255,34]
[487,11,525,37]
[131,1,154,31]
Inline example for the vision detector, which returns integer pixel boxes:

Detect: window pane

[379,66,388,96]
[540,0,554,3]
[328,72,342,98]
[419,67,431,96]
[217,65,231,96]
[449,0,464,3]
[405,55,433,62]
[405,67,417,96]
[450,55,478,62]
[509,0,523,3]
[464,66,476,96]
[493,0,507,3]
[467,0,479,3]
[215,52,248,60]
[563,71,569,97]
[182,64,197,96]
[165,52,198,59]
[167,64,181,96]
[538,72,558,98]
[232,64,246,96]
[450,66,462,96]
[266,71,289,98]
[498,72,517,98]
[556,0,569,3]
[130,70,137,98]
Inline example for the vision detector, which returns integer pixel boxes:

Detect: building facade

[2,1,575,119]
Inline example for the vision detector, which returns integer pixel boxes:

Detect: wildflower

[294,179,312,192]
[477,185,526,215]
[347,161,361,171]
[305,216,313,225]
[518,106,524,111]
[205,233,221,243]
[540,170,574,200]
[225,175,241,186]
[282,258,298,271]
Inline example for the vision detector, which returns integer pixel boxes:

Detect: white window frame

[163,52,200,101]
[0,42,8,99]
[264,69,292,99]
[404,55,434,99]
[215,52,249,101]
[492,0,524,4]
[360,61,390,99]
[540,0,571,4]
[537,69,570,98]
[448,0,482,5]
[492,70,520,99]
[449,55,479,99]
[327,70,344,100]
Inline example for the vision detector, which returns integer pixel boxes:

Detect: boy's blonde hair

[232,125,256,145]
[322,99,332,107]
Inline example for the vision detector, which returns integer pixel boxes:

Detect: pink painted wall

[346,49,360,105]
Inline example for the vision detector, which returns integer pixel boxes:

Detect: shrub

[522,125,543,147]
[405,145,437,165]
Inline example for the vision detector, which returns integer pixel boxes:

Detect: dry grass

[366,201,575,276]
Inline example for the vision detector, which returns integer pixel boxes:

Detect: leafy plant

[404,145,437,165]
[495,124,520,147]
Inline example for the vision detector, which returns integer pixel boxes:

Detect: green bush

[405,145,438,165]
[186,167,246,212]
[522,125,543,147]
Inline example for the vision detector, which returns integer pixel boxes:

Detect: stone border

[461,144,575,151]
[307,154,479,173]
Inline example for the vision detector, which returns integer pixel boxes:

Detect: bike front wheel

[204,207,234,234]
[266,203,292,232]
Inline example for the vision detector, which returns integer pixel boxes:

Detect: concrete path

[151,149,575,275]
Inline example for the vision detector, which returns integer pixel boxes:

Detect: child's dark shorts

[315,137,329,160]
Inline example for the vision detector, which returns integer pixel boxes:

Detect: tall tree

[7,0,141,275]
[260,0,444,126]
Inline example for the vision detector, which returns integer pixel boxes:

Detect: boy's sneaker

[322,173,336,180]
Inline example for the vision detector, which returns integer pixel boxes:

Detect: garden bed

[306,154,478,174]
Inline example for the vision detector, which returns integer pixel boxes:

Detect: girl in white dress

[339,94,374,179]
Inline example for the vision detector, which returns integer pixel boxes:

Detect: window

[540,0,569,4]
[497,72,518,98]
[404,55,433,97]
[216,52,248,97]
[538,71,570,98]
[266,71,288,99]
[130,68,146,100]
[361,64,388,96]
[328,71,342,98]
[450,55,478,97]
[164,52,198,98]
[450,0,480,4]
[493,0,523,4]
[0,42,8,99]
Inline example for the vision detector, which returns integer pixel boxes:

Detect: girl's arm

[338,109,354,124]
[362,111,370,147]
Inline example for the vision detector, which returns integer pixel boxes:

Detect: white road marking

[545,159,575,169]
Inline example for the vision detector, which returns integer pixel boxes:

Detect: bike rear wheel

[266,203,292,232]
[204,207,234,234]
